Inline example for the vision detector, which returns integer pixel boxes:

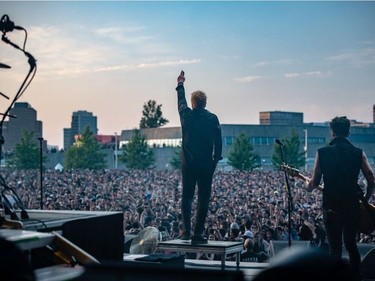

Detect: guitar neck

[295,173,324,192]
[281,164,324,192]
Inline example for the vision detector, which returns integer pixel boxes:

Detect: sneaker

[191,235,208,244]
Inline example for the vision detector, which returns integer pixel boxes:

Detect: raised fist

[177,70,185,84]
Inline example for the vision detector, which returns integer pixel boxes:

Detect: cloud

[234,75,263,83]
[214,54,241,60]
[285,72,301,78]
[14,24,192,78]
[94,59,201,73]
[35,58,200,77]
[253,59,293,68]
[25,25,112,73]
[93,25,152,45]
[284,71,332,78]
[327,47,375,68]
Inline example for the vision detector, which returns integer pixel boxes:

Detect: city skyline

[1,1,374,149]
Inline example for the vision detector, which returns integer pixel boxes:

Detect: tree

[119,129,154,169]
[139,100,169,129]
[169,142,182,170]
[7,129,44,169]
[64,126,106,169]
[228,133,260,171]
[272,129,306,169]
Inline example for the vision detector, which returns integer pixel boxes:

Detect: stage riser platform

[156,239,243,270]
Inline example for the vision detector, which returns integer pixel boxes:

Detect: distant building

[1,102,43,152]
[96,134,120,149]
[259,111,303,126]
[120,111,375,170]
[63,110,97,150]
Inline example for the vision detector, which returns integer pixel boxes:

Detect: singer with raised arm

[307,116,375,281]
[175,70,222,244]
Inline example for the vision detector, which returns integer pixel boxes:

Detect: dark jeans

[323,207,361,277]
[181,164,213,236]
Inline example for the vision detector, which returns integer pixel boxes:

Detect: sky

[1,1,374,149]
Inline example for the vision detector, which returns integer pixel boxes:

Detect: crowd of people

[1,168,374,261]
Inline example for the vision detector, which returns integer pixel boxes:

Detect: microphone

[275,139,284,146]
[0,14,24,33]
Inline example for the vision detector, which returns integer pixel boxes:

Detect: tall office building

[1,102,42,152]
[63,110,98,149]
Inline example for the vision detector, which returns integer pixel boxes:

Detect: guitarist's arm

[307,151,323,192]
[361,151,375,202]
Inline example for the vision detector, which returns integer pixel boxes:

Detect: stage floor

[32,247,375,281]
[34,259,268,281]
[184,259,267,281]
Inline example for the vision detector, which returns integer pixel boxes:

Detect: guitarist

[307,116,375,281]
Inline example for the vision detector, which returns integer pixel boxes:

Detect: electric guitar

[280,164,375,235]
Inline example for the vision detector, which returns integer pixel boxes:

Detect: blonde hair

[191,90,207,109]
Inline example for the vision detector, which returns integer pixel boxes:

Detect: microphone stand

[38,137,44,210]
[0,92,28,221]
[276,140,293,247]
[0,30,36,221]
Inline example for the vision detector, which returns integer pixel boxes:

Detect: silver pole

[303,129,308,172]
[114,132,118,169]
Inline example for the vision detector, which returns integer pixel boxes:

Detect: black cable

[1,32,37,125]
[21,218,48,230]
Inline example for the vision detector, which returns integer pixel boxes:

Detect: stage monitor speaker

[361,247,375,279]
[270,241,375,258]
[76,261,245,281]
[253,247,357,281]
[357,243,375,259]
[269,240,310,258]
[0,237,34,280]
[62,212,124,261]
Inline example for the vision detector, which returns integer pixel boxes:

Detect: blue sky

[1,1,374,148]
